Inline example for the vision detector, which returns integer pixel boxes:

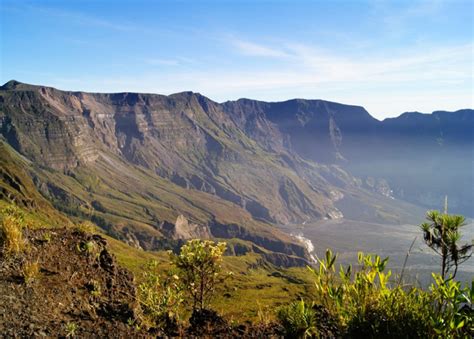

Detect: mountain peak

[1,80,23,90]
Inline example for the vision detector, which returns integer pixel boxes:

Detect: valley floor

[279,218,474,286]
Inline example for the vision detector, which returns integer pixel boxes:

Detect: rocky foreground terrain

[0,226,341,337]
[0,228,141,337]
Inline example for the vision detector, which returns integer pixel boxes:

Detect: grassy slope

[108,234,313,322]
[3,133,300,255]
[0,140,313,322]
[0,141,73,228]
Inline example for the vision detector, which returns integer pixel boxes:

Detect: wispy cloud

[369,0,447,36]
[34,35,472,117]
[143,56,197,67]
[226,37,472,85]
[23,5,138,32]
[232,39,290,58]
[144,58,180,66]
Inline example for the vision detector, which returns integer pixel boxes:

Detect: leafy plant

[308,249,435,337]
[88,279,101,298]
[65,322,77,337]
[421,210,473,280]
[77,240,96,254]
[0,204,26,255]
[42,231,52,243]
[429,273,473,338]
[277,299,318,338]
[137,260,183,330]
[304,244,474,338]
[170,239,228,311]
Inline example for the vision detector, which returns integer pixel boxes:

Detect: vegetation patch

[0,205,27,255]
[22,260,40,285]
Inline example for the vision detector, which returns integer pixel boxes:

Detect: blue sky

[1,0,472,119]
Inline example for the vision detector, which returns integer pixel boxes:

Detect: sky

[0,0,473,119]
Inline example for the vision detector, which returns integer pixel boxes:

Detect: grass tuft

[0,205,27,255]
[74,221,96,235]
[65,322,78,337]
[22,260,40,285]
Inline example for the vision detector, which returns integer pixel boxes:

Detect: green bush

[137,260,183,330]
[277,299,318,338]
[306,249,473,338]
[429,274,473,338]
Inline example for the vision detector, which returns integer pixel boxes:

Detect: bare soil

[0,228,144,337]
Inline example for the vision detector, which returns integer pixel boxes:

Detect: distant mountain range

[225,98,473,216]
[1,80,471,262]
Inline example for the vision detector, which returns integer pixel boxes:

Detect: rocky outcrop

[208,221,308,259]
[172,215,211,240]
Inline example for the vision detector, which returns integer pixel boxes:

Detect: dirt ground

[0,228,143,337]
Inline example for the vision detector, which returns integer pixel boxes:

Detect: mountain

[235,98,472,215]
[1,80,469,263]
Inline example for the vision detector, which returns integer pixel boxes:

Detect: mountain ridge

[4,80,470,120]
[0,80,471,262]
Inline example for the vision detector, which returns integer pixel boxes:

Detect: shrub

[22,260,40,285]
[137,260,183,331]
[277,299,318,338]
[170,239,228,311]
[429,273,473,338]
[345,286,433,338]
[307,248,473,338]
[77,240,96,254]
[87,279,101,298]
[42,231,52,243]
[309,250,434,337]
[0,205,26,255]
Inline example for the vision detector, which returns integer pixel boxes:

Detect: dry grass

[0,206,26,255]
[22,260,40,285]
[74,221,96,235]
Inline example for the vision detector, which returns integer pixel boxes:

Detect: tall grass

[0,205,26,255]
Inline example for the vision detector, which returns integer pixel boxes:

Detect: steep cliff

[0,81,353,225]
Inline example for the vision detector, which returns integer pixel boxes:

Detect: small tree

[420,210,473,280]
[170,239,227,311]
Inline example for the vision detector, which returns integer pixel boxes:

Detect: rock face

[0,81,358,226]
[172,215,211,240]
